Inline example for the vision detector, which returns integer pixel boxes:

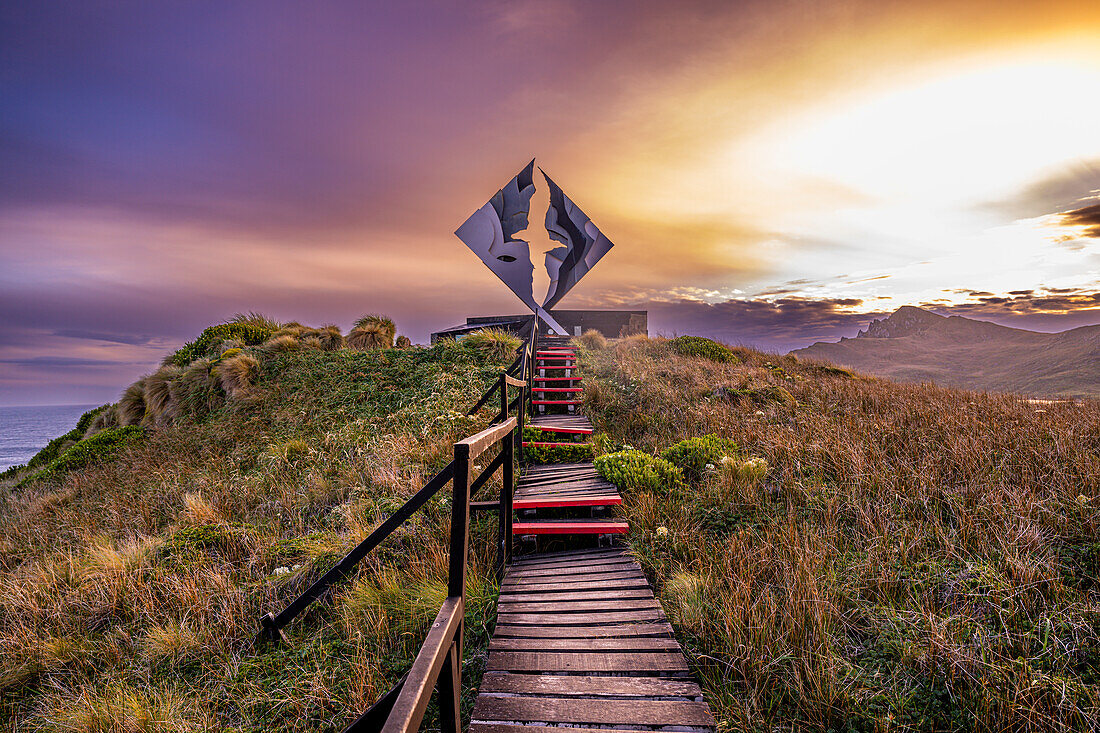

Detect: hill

[1,325,1098,731]
[792,305,1100,398]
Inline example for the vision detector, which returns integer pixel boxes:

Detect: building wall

[468,310,648,338]
[432,310,647,342]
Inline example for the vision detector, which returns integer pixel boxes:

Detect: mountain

[791,306,1100,398]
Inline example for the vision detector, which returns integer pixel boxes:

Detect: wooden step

[513,495,620,509]
[531,387,583,392]
[531,400,583,405]
[512,520,628,535]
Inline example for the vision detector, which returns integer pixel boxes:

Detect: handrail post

[497,371,507,424]
[498,421,515,579]
[449,443,471,600]
[436,640,462,733]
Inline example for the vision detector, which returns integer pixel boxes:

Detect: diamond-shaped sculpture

[455,160,614,334]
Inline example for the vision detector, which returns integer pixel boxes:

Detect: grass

[0,324,510,731]
[6,322,1098,731]
[580,335,1100,731]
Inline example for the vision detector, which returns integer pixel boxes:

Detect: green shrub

[660,433,738,483]
[19,426,145,486]
[669,335,737,363]
[573,329,607,350]
[26,428,83,470]
[462,328,522,360]
[595,449,683,492]
[523,426,585,444]
[168,322,275,366]
[75,404,111,433]
[524,442,592,464]
[21,405,112,471]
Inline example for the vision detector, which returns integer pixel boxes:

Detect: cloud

[634,286,1100,353]
[644,297,887,353]
[1058,202,1100,238]
[0,356,140,369]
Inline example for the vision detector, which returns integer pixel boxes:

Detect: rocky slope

[792,306,1100,398]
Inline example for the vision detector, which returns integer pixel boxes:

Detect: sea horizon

[0,403,99,472]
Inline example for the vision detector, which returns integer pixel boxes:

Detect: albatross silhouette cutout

[455,160,614,334]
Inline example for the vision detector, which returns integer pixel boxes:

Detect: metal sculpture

[455,160,614,334]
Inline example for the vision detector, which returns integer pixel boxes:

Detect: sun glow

[752,48,1100,209]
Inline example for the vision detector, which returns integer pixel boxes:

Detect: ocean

[0,404,98,471]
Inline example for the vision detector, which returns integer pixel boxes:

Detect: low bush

[595,449,683,492]
[660,433,738,483]
[523,442,592,464]
[168,322,276,366]
[668,335,737,363]
[462,329,522,360]
[573,329,607,350]
[20,426,145,485]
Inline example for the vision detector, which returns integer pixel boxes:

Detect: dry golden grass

[582,336,1100,731]
[0,340,506,730]
[573,329,608,350]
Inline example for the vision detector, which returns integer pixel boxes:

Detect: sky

[2,0,1100,405]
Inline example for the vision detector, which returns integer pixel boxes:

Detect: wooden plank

[513,496,621,509]
[495,609,667,625]
[486,651,689,673]
[501,571,648,588]
[507,560,637,577]
[511,549,626,565]
[492,622,674,638]
[472,696,712,726]
[507,556,635,573]
[498,577,650,593]
[496,589,653,603]
[496,599,662,613]
[512,521,628,535]
[471,724,663,733]
[477,672,703,698]
[489,637,680,651]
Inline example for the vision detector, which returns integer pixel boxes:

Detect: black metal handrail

[255,318,540,733]
[345,416,518,733]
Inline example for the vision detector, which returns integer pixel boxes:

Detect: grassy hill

[792,306,1100,398]
[1,323,1098,731]
[578,335,1100,731]
[0,318,511,731]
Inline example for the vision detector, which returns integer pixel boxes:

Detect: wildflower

[656,526,668,537]
[719,456,733,465]
[274,567,291,576]
[754,410,765,417]
[1078,495,1090,505]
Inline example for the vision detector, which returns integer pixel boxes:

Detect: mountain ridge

[792,306,1100,398]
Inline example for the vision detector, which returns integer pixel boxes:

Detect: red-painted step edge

[512,521,629,535]
[531,400,583,405]
[514,496,622,509]
[531,387,583,393]
[522,441,589,448]
[525,426,593,435]
[532,376,583,382]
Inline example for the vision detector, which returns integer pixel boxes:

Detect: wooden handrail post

[449,442,471,600]
[498,422,515,578]
[497,372,507,423]
[436,640,462,733]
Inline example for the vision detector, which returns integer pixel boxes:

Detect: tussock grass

[573,329,607,350]
[461,328,522,359]
[0,333,509,729]
[582,336,1100,731]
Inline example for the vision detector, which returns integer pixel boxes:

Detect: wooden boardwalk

[473,333,714,732]
[471,548,715,733]
[514,462,621,509]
